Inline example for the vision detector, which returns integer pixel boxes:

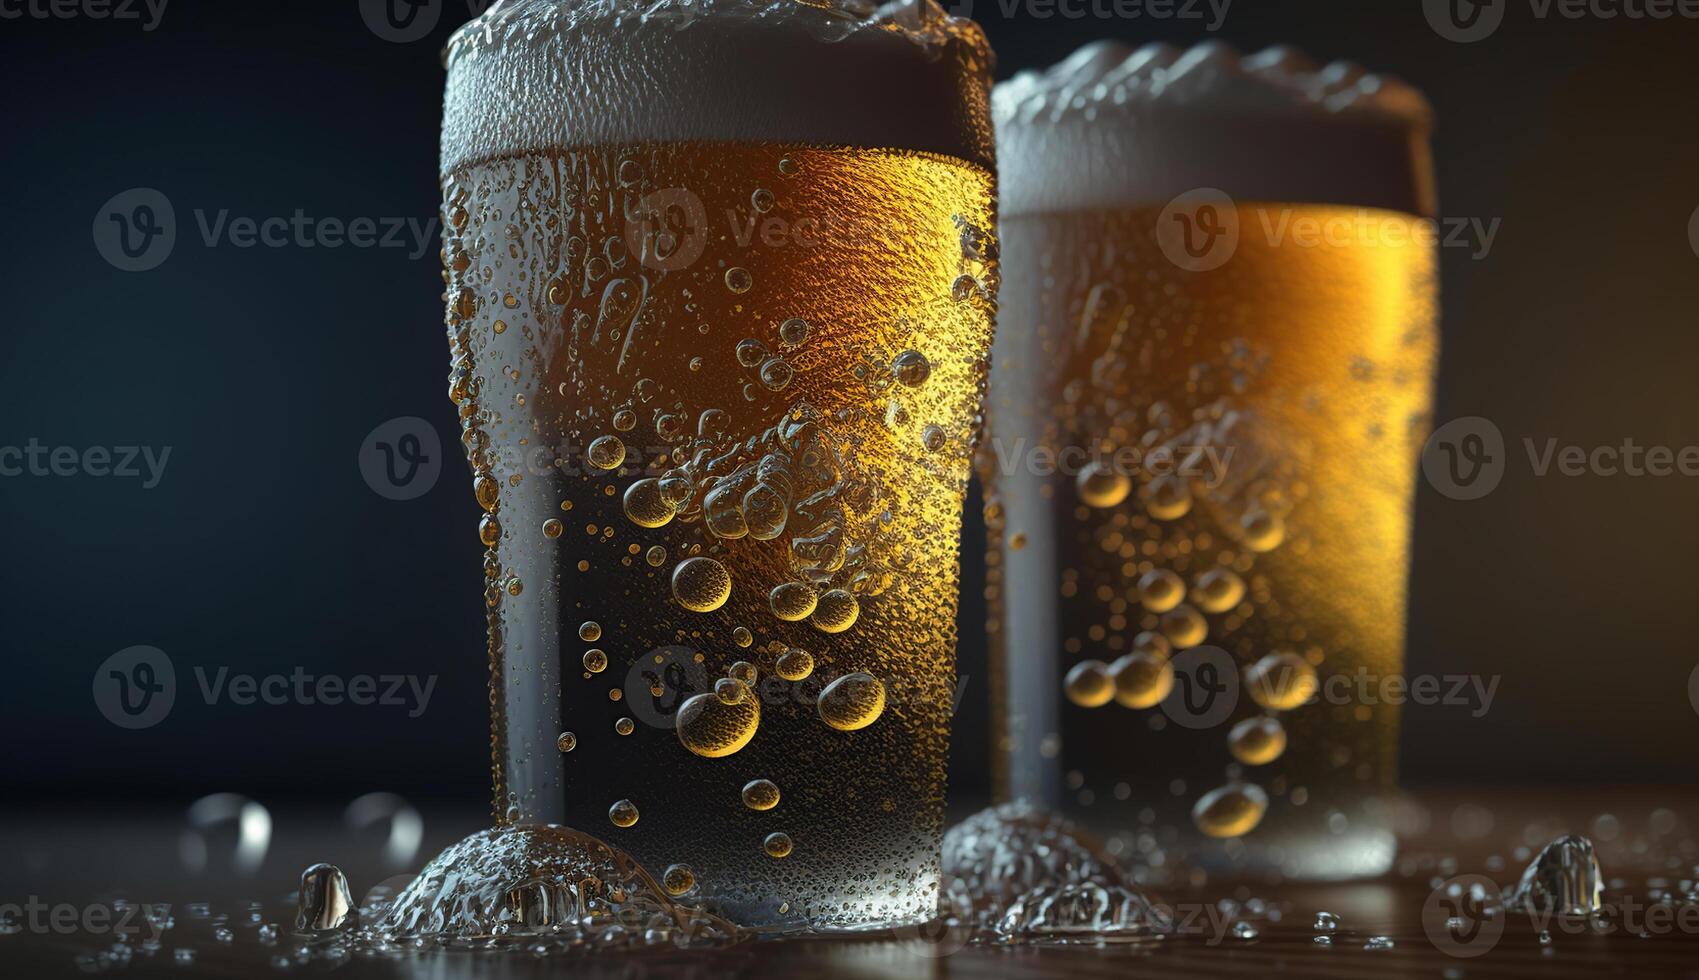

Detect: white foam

[441,0,996,176]
[995,41,1436,217]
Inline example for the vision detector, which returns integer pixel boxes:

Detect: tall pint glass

[985,41,1438,880]
[439,0,998,929]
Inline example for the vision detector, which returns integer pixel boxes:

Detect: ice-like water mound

[362,825,738,951]
[1504,835,1604,916]
[943,801,1169,945]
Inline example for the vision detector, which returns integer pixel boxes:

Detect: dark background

[2,0,1697,816]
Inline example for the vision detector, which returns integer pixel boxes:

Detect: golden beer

[985,42,1437,879]
[440,0,996,930]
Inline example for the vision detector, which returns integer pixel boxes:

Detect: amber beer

[440,0,997,930]
[985,42,1438,879]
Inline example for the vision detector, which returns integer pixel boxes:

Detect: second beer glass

[985,41,1439,880]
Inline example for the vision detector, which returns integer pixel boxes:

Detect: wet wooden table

[3,789,1697,978]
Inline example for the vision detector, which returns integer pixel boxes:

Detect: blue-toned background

[3,0,1698,812]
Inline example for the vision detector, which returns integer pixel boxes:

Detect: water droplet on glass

[810,589,859,633]
[587,435,626,470]
[891,350,931,387]
[742,779,781,811]
[817,672,885,731]
[672,557,732,612]
[608,800,639,828]
[763,832,794,858]
[775,648,814,681]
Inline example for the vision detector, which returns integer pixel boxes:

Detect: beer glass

[439,0,997,930]
[984,41,1438,880]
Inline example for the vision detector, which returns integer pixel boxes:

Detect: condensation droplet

[817,672,885,731]
[608,799,639,828]
[672,557,732,613]
[1064,660,1114,708]
[742,779,781,811]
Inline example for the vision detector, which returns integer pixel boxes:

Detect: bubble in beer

[1227,716,1287,766]
[714,678,745,704]
[759,357,794,391]
[478,515,501,547]
[505,576,524,597]
[662,864,696,896]
[922,424,947,452]
[583,649,608,674]
[810,589,860,633]
[474,474,500,512]
[1246,651,1319,710]
[623,478,677,528]
[1159,604,1208,649]
[725,268,754,294]
[1132,630,1172,660]
[742,779,781,811]
[777,157,799,177]
[732,626,753,647]
[779,318,811,347]
[587,435,626,471]
[1192,782,1269,838]
[763,832,794,859]
[1077,462,1132,508]
[608,799,639,829]
[1192,568,1246,614]
[817,672,886,731]
[1009,532,1027,551]
[1109,651,1174,709]
[1063,660,1114,708]
[676,682,759,757]
[659,471,693,505]
[646,545,667,567]
[542,518,564,539]
[1141,475,1193,521]
[750,188,775,213]
[769,582,819,622]
[728,661,758,686]
[579,622,601,642]
[736,339,768,368]
[614,717,635,736]
[672,557,732,613]
[775,648,814,681]
[1240,509,1286,552]
[1137,569,1185,614]
[891,350,931,387]
[613,409,637,432]
[556,732,576,753]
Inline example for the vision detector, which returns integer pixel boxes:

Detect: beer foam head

[441,0,995,175]
[995,41,1436,217]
